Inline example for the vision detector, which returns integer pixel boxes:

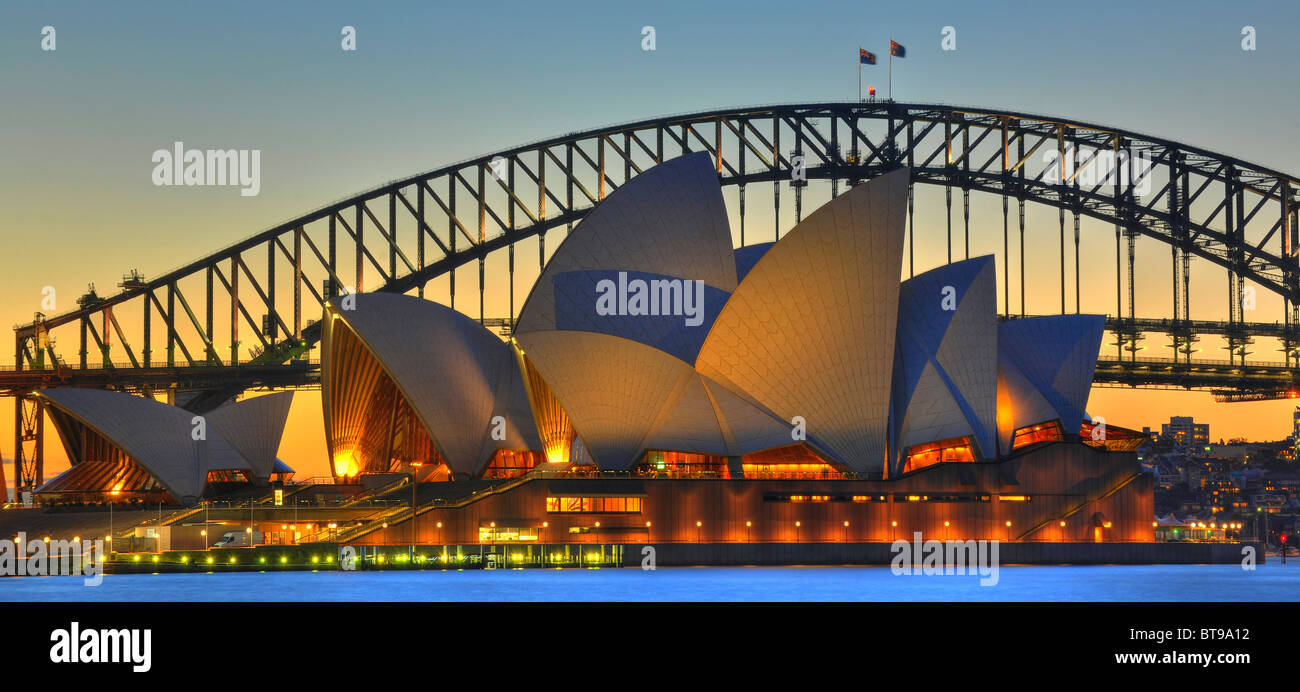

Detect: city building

[1162,416,1210,453]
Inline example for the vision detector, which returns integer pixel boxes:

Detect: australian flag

[890,40,906,57]
[859,48,876,65]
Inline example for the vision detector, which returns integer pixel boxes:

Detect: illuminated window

[742,463,844,479]
[1079,420,1148,452]
[479,526,539,542]
[1011,420,1064,450]
[204,469,250,485]
[903,436,975,473]
[764,493,886,503]
[636,451,729,478]
[481,449,544,479]
[545,496,643,513]
[741,444,845,479]
[890,493,990,503]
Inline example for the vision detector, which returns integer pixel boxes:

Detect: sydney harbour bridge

[3,101,1299,496]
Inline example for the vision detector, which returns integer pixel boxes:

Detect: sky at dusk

[3,0,1300,481]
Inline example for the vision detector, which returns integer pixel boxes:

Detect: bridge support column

[791,146,806,223]
[13,393,44,502]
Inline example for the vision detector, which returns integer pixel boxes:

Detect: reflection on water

[2,563,1298,602]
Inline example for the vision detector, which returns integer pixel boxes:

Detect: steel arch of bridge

[7,101,1300,493]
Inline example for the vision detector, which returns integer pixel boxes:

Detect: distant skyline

[3,0,1299,479]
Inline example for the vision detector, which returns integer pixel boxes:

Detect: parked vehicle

[211,530,263,548]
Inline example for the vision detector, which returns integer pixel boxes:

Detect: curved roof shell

[890,256,998,474]
[516,328,799,469]
[514,152,738,338]
[695,169,910,472]
[207,391,294,482]
[996,314,1106,450]
[321,293,541,478]
[36,388,247,503]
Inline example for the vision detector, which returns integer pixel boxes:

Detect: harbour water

[2,562,1298,601]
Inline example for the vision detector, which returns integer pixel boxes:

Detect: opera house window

[545,496,644,513]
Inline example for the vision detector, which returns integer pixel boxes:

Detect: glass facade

[545,496,644,513]
[903,436,976,473]
[1011,420,1065,450]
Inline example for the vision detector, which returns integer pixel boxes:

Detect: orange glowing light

[332,450,360,478]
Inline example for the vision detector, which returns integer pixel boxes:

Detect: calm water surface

[2,563,1298,601]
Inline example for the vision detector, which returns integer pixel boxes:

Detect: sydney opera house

[32,153,1152,546]
[320,154,1152,546]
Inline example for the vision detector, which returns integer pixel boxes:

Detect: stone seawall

[622,542,1260,567]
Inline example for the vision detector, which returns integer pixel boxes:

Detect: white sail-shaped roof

[889,256,998,473]
[206,391,294,483]
[322,293,541,478]
[514,152,738,337]
[514,330,692,469]
[996,314,1106,450]
[37,388,247,503]
[695,169,910,472]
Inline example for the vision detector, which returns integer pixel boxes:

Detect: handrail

[1015,471,1142,541]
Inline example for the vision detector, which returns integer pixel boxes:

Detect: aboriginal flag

[890,40,906,57]
[859,48,876,65]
